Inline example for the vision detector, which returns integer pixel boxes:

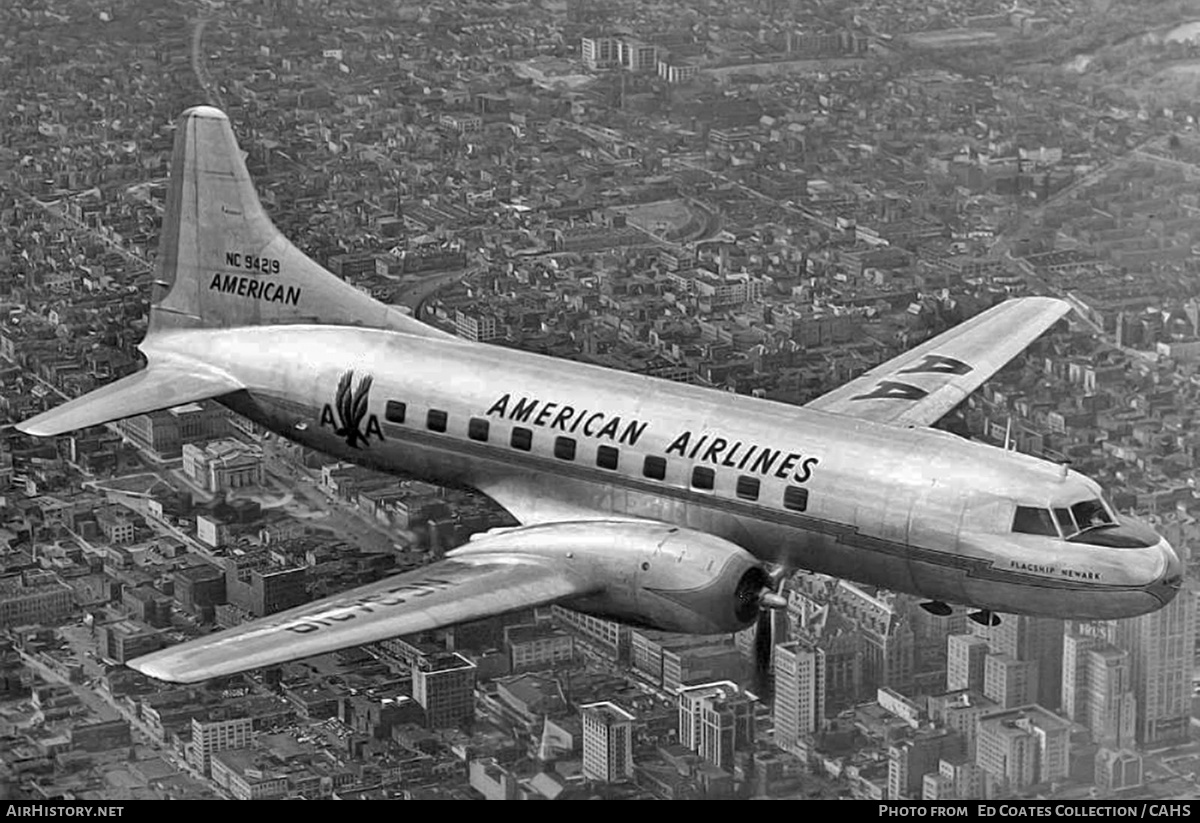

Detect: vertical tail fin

[149,106,449,338]
[17,107,451,439]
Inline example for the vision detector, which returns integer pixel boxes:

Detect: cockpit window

[1070,499,1114,531]
[1053,508,1073,535]
[1013,506,1058,536]
[1009,496,1147,547]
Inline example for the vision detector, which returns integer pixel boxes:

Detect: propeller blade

[753,607,774,701]
[761,592,788,610]
[767,566,785,585]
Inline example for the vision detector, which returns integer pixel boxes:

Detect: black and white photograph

[2,0,1200,806]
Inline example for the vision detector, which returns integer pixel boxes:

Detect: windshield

[1056,498,1116,537]
[1070,499,1114,531]
[1013,498,1117,539]
[1011,497,1153,548]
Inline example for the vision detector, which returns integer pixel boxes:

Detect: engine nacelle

[450,520,770,634]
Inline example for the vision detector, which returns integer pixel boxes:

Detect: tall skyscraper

[773,639,825,753]
[947,634,989,692]
[412,652,477,729]
[786,577,862,710]
[677,681,755,771]
[1115,586,1196,746]
[976,706,1070,793]
[972,614,1063,709]
[1061,630,1101,722]
[800,611,862,712]
[842,585,915,695]
[188,715,252,776]
[1086,645,1136,750]
[983,654,1038,709]
[581,702,635,783]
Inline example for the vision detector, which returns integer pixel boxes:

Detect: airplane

[15,106,1182,686]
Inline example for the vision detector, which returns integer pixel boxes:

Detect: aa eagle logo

[320,370,384,448]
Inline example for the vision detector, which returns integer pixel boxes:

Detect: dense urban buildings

[4,0,1200,802]
[188,716,254,776]
[677,681,755,770]
[1116,593,1197,747]
[975,706,1071,794]
[581,701,635,783]
[412,652,477,730]
[772,639,824,752]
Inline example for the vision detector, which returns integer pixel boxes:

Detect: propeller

[752,566,789,701]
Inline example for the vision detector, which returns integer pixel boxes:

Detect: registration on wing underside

[283,576,456,634]
[126,554,593,683]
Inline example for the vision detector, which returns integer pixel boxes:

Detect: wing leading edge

[804,296,1071,427]
[128,553,595,683]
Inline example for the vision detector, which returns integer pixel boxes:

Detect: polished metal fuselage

[154,323,1176,621]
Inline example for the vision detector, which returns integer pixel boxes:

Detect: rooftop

[580,701,635,725]
[418,651,476,674]
[978,704,1071,734]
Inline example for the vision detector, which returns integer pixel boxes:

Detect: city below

[6,0,1200,803]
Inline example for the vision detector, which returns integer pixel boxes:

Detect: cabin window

[1013,506,1057,537]
[385,401,406,424]
[691,467,715,491]
[736,476,760,501]
[784,486,809,512]
[596,445,619,470]
[426,409,447,433]
[643,455,667,481]
[511,427,532,452]
[468,418,489,442]
[554,437,576,461]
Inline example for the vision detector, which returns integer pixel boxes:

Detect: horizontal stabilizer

[15,362,244,437]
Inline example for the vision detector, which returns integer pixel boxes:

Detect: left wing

[804,296,1070,427]
[128,552,595,683]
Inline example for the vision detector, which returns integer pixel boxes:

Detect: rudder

[149,106,449,338]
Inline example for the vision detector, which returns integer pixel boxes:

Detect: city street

[20,628,231,799]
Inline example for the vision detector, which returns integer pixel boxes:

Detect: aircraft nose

[1147,539,1184,608]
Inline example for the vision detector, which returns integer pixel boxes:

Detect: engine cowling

[450,519,773,634]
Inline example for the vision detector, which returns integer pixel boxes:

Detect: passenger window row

[384,404,808,512]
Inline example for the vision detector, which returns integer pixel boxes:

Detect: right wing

[803,296,1070,428]
[128,552,596,683]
